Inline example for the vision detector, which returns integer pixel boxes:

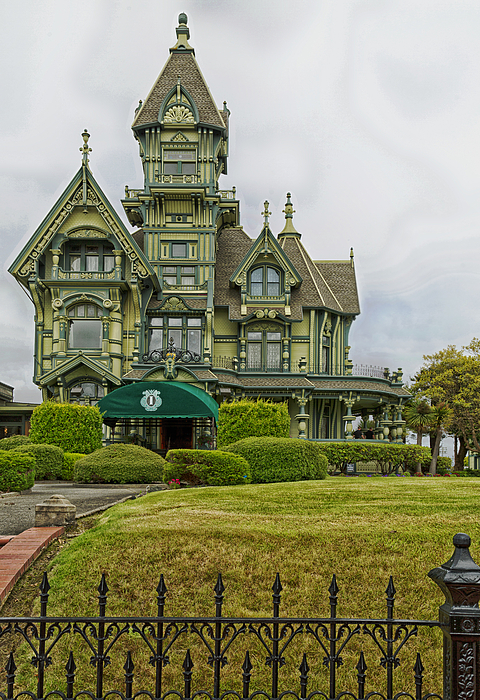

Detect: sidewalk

[0,482,151,536]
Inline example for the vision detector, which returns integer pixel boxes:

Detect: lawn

[10,477,480,698]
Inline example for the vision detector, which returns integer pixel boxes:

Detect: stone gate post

[429,533,480,700]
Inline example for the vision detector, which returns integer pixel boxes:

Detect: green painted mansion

[8,14,409,451]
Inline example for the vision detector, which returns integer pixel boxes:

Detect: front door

[161,419,193,452]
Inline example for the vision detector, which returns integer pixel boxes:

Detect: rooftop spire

[170,13,194,54]
[80,129,92,168]
[278,192,301,238]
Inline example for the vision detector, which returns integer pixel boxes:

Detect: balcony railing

[124,187,144,199]
[55,269,118,281]
[352,364,387,378]
[158,174,198,185]
[162,281,208,292]
[216,187,237,200]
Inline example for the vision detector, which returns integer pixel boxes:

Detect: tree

[412,340,480,470]
[428,402,452,475]
[403,399,433,474]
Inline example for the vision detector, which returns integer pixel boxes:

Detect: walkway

[0,482,151,536]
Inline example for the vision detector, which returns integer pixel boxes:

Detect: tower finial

[350,247,354,268]
[262,200,271,227]
[171,12,194,53]
[80,129,92,167]
[278,192,300,239]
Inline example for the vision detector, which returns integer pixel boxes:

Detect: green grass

[11,477,480,698]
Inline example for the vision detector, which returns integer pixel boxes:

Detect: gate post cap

[428,533,480,608]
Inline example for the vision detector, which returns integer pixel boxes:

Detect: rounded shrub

[164,449,251,486]
[29,401,103,454]
[225,437,328,483]
[62,453,86,480]
[0,451,35,492]
[12,444,64,480]
[217,399,290,447]
[74,444,166,484]
[0,435,32,450]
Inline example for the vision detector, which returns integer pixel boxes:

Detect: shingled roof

[132,52,226,129]
[214,227,360,320]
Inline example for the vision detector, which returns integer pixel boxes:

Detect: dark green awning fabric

[97,382,218,421]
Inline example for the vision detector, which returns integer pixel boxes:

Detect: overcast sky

[1,0,480,403]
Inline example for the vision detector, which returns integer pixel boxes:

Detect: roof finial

[80,129,92,167]
[278,192,300,239]
[171,12,194,53]
[262,200,271,227]
[350,247,354,268]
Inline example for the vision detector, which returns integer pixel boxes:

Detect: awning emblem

[140,388,163,412]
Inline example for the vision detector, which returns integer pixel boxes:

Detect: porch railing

[0,533,478,700]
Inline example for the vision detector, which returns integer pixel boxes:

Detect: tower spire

[278,192,301,238]
[170,13,194,53]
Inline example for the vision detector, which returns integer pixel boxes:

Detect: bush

[436,456,452,474]
[0,451,35,492]
[74,444,166,484]
[164,449,251,486]
[0,435,32,450]
[29,402,103,454]
[62,453,86,480]
[12,444,64,480]
[315,442,432,475]
[218,400,289,447]
[225,437,328,483]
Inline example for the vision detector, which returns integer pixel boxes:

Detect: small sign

[346,463,356,473]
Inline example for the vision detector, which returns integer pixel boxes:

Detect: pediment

[37,354,121,387]
[229,225,302,289]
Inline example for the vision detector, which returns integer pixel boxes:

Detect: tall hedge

[29,402,103,454]
[0,451,35,492]
[218,400,290,447]
[225,437,328,483]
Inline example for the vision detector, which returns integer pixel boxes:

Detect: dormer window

[163,149,196,175]
[249,266,280,297]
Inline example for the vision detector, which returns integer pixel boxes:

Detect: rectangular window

[247,343,262,369]
[150,317,163,327]
[168,317,182,327]
[168,329,182,348]
[103,256,115,272]
[187,318,202,327]
[70,255,81,272]
[172,243,187,258]
[149,329,163,351]
[267,343,281,369]
[187,329,201,355]
[69,320,102,349]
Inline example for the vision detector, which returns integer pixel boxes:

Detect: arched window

[249,267,280,296]
[68,304,103,349]
[69,382,104,405]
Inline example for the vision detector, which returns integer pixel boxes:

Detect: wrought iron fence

[1,533,479,700]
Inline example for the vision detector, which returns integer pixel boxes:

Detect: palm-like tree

[404,399,433,474]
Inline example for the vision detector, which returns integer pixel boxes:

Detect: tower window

[163,149,196,175]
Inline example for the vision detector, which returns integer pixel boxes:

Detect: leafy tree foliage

[29,402,103,454]
[412,340,480,470]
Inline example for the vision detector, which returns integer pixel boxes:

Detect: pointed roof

[132,15,225,130]
[9,133,157,289]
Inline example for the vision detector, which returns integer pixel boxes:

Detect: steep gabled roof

[9,164,158,289]
[132,52,225,129]
[229,224,302,288]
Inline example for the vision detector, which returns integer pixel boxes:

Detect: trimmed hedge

[12,444,64,480]
[74,444,166,484]
[217,400,289,447]
[0,451,35,492]
[0,436,32,450]
[314,442,431,475]
[224,437,328,483]
[436,456,452,474]
[62,453,86,480]
[29,402,103,454]
[164,449,251,486]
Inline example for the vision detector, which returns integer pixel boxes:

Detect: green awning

[97,382,218,421]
